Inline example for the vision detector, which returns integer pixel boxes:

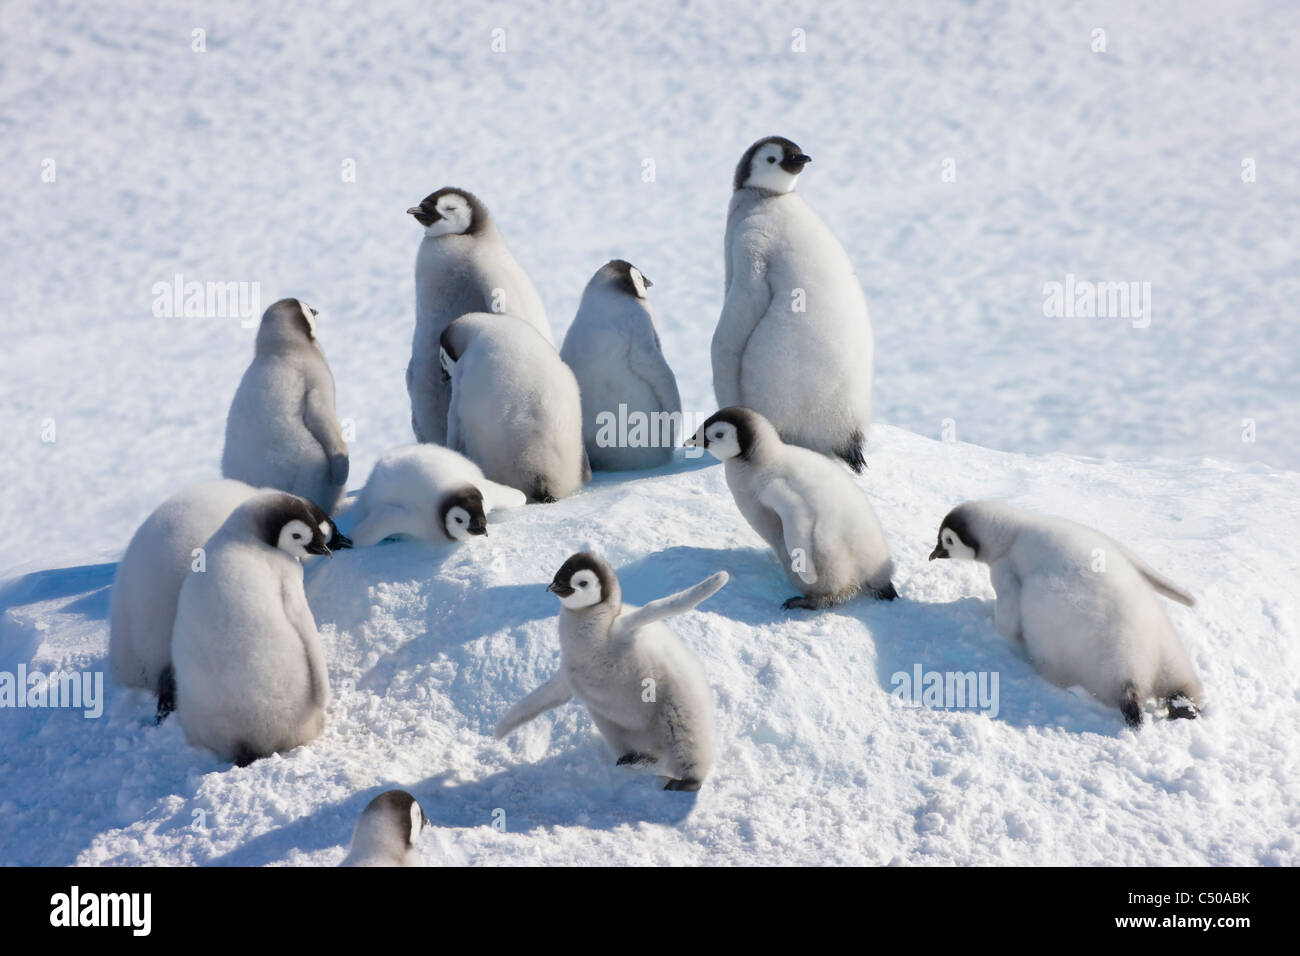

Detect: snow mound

[3,425,1297,866]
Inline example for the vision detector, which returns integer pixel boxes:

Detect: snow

[2,0,1298,865]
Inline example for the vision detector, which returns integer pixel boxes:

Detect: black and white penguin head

[406,187,487,238]
[301,497,353,552]
[594,259,653,300]
[256,298,320,353]
[439,486,487,542]
[358,789,427,850]
[547,551,618,611]
[734,136,812,194]
[688,406,764,461]
[252,493,339,560]
[929,508,979,562]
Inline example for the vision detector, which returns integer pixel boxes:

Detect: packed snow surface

[1,0,1298,865]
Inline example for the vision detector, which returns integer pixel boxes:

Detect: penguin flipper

[479,479,527,510]
[1117,543,1196,607]
[302,385,349,486]
[350,504,413,547]
[618,572,729,633]
[711,266,771,407]
[757,480,819,587]
[494,673,573,739]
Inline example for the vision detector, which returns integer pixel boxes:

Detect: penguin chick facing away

[348,444,527,547]
[222,298,350,514]
[713,136,874,472]
[929,500,1205,728]
[441,312,589,503]
[406,186,552,444]
[341,790,428,867]
[172,492,336,766]
[495,552,725,791]
[109,479,350,724]
[560,259,682,471]
[689,406,896,609]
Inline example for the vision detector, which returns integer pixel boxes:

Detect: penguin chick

[441,312,589,502]
[406,187,552,444]
[109,479,349,723]
[929,500,1204,727]
[340,790,428,867]
[560,259,682,471]
[688,406,896,609]
[171,492,335,766]
[222,298,350,513]
[495,552,724,791]
[712,136,875,471]
[348,444,527,546]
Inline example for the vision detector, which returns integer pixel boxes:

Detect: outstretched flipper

[479,479,527,511]
[494,673,574,738]
[350,504,414,547]
[617,571,729,632]
[1117,543,1196,607]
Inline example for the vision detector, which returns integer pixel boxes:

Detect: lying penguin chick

[340,790,428,867]
[109,479,350,724]
[495,552,725,791]
[348,444,527,546]
[688,406,896,609]
[560,259,682,471]
[929,500,1205,727]
[171,492,335,766]
[222,298,350,514]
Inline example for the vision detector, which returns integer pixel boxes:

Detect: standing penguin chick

[109,479,349,722]
[222,298,350,514]
[712,136,875,471]
[495,553,724,791]
[406,187,552,444]
[340,790,428,867]
[560,260,682,471]
[441,313,589,502]
[172,492,335,766]
[929,500,1204,727]
[348,444,527,546]
[689,406,896,609]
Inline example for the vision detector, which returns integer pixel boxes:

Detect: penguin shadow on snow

[867,594,1128,735]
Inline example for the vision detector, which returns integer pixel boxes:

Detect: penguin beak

[468,522,487,536]
[328,530,353,551]
[307,541,333,557]
[407,206,441,227]
[782,153,812,173]
[929,545,948,561]
[684,426,704,448]
[546,581,575,598]
[644,277,654,288]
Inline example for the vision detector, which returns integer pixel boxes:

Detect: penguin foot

[664,777,702,792]
[617,751,655,766]
[835,429,867,474]
[1119,683,1143,727]
[783,594,837,610]
[868,581,898,601]
[1166,693,1199,721]
[232,744,263,768]
[154,666,176,725]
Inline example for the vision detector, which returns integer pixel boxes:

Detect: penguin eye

[767,156,776,163]
[577,580,587,588]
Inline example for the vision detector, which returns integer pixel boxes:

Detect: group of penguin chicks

[106,135,1205,865]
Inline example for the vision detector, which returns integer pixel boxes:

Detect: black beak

[468,523,487,536]
[328,530,353,550]
[306,541,333,557]
[929,545,948,561]
[644,277,654,288]
[309,307,319,317]
[546,581,575,597]
[407,205,441,226]
[781,153,812,174]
